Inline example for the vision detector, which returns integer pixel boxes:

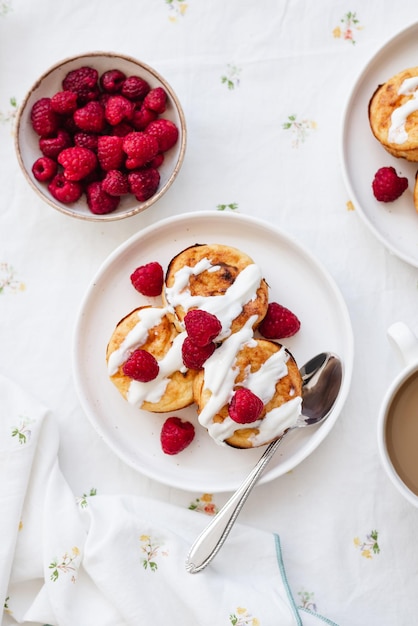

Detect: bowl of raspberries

[15,52,186,221]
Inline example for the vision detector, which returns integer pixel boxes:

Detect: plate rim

[72,210,354,492]
[340,20,418,268]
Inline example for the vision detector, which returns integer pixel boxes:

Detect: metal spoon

[185,352,342,574]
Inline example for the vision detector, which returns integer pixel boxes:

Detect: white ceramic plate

[341,22,418,268]
[73,211,353,492]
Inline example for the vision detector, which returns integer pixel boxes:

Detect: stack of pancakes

[106,243,302,449]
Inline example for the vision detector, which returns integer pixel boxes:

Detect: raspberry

[228,388,264,424]
[58,146,97,181]
[32,156,57,182]
[146,119,179,152]
[111,121,134,137]
[130,261,164,297]
[30,98,60,137]
[73,101,105,133]
[97,135,124,171]
[184,310,222,346]
[62,66,99,103]
[122,132,159,167]
[121,75,150,101]
[100,69,126,93]
[102,169,129,196]
[105,95,134,125]
[128,168,160,201]
[122,348,159,382]
[74,131,99,152]
[50,90,78,115]
[143,87,167,113]
[48,173,83,203]
[372,166,408,202]
[86,181,120,214]
[160,417,195,455]
[132,105,158,131]
[258,302,301,339]
[182,336,215,370]
[39,129,72,159]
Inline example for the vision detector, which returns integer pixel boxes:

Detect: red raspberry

[86,181,120,214]
[182,336,215,370]
[102,169,129,196]
[50,90,78,115]
[130,261,164,297]
[228,388,264,424]
[184,309,222,346]
[39,129,72,159]
[143,87,167,113]
[258,302,301,339]
[58,146,97,181]
[128,168,160,201]
[160,416,195,455]
[100,69,126,93]
[132,105,158,131]
[32,156,57,182]
[150,153,164,168]
[146,119,179,152]
[30,98,60,137]
[105,95,134,125]
[74,131,99,152]
[97,135,124,171]
[62,66,99,102]
[111,121,134,137]
[73,101,105,133]
[48,173,83,203]
[122,348,159,382]
[122,132,159,167]
[121,75,150,101]
[372,166,408,202]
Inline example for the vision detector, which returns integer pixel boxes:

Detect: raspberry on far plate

[50,90,78,115]
[62,66,99,103]
[39,129,72,159]
[97,135,125,171]
[122,132,159,167]
[228,387,264,424]
[102,169,129,196]
[86,181,120,214]
[182,337,216,370]
[146,118,179,152]
[160,416,195,455]
[258,302,301,339]
[73,100,105,133]
[105,94,135,125]
[58,146,98,181]
[143,87,167,113]
[48,173,83,204]
[99,69,126,94]
[372,166,408,202]
[122,348,159,382]
[32,156,57,182]
[130,261,164,297]
[30,98,60,137]
[184,309,222,347]
[128,168,160,201]
[121,75,150,101]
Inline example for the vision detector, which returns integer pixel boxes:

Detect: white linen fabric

[0,374,337,626]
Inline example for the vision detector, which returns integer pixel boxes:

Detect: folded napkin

[0,374,338,626]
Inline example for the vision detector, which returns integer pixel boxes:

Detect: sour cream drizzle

[164,258,263,340]
[197,316,302,445]
[388,76,418,144]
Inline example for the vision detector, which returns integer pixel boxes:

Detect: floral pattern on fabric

[298,589,317,612]
[282,115,317,147]
[188,493,219,515]
[333,12,363,45]
[0,262,25,294]
[217,202,239,211]
[0,0,12,17]
[229,607,260,625]
[11,416,34,445]
[49,546,80,582]
[165,0,188,22]
[140,534,168,572]
[0,97,17,124]
[76,487,97,508]
[221,64,241,90]
[353,530,380,558]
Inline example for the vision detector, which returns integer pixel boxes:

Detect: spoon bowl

[186,352,343,573]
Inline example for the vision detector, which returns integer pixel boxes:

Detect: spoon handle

[185,432,287,573]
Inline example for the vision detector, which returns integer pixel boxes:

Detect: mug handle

[387,322,418,368]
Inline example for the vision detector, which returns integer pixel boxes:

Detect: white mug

[377,321,418,507]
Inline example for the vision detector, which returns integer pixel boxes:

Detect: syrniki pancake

[369,66,418,161]
[163,243,269,339]
[193,317,303,448]
[106,305,196,412]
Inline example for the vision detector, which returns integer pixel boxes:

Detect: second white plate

[73,211,353,492]
[341,21,418,268]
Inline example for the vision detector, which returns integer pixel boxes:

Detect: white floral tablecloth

[1,1,418,625]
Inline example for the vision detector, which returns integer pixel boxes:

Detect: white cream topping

[127,331,187,407]
[197,316,302,445]
[164,258,263,340]
[388,76,418,144]
[107,307,168,376]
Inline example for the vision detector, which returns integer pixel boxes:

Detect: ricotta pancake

[106,305,196,412]
[163,243,269,339]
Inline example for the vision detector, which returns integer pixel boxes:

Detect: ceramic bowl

[15,52,186,221]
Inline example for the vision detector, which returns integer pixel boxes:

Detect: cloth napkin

[0,374,338,626]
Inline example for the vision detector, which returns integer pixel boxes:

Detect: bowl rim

[14,50,187,222]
